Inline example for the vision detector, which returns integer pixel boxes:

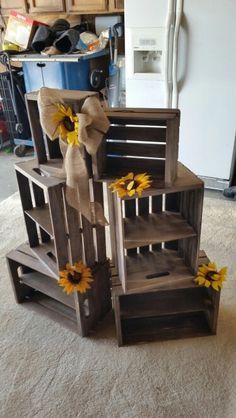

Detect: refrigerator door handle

[164,0,175,107]
[172,0,183,108]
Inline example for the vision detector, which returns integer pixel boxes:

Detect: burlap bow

[37,87,110,225]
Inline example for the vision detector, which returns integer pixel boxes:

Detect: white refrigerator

[125,0,236,188]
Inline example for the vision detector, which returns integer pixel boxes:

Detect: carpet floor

[0,192,236,418]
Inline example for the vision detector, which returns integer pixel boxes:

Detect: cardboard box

[4,11,46,50]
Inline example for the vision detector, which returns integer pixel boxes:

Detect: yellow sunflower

[52,103,80,146]
[109,172,152,198]
[194,262,227,291]
[58,261,93,295]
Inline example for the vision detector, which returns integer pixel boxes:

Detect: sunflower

[194,262,227,291]
[109,172,152,198]
[58,261,93,295]
[52,103,80,146]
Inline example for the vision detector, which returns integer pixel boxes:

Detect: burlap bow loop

[37,87,110,226]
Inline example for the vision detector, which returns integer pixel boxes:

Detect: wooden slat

[106,184,118,271]
[107,156,165,175]
[65,202,83,264]
[92,182,107,263]
[25,99,47,164]
[179,187,204,274]
[106,141,166,158]
[138,197,150,253]
[124,199,137,256]
[81,215,96,267]
[25,205,53,237]
[151,195,162,251]
[33,293,77,324]
[20,272,75,309]
[121,312,212,345]
[119,287,212,319]
[118,249,198,295]
[106,108,179,121]
[16,170,39,248]
[15,160,65,191]
[6,257,33,303]
[113,194,127,292]
[124,212,196,250]
[113,296,123,346]
[32,244,58,279]
[7,246,53,277]
[165,192,181,251]
[165,117,179,184]
[32,183,51,243]
[106,126,166,142]
[108,117,166,127]
[48,185,68,271]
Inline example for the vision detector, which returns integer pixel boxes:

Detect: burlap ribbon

[37,87,110,225]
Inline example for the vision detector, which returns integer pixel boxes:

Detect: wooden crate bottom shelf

[25,291,77,324]
[6,246,112,337]
[20,271,75,309]
[121,311,213,346]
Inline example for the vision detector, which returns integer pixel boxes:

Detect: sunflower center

[124,179,139,191]
[206,271,218,281]
[68,272,82,284]
[63,116,75,132]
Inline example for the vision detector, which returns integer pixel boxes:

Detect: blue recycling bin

[22,50,108,92]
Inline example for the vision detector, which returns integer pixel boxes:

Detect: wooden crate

[92,108,180,186]
[110,162,204,293]
[15,159,108,276]
[25,89,97,176]
[112,251,220,346]
[6,244,111,337]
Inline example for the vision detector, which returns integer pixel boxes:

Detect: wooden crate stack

[6,96,221,345]
[97,108,220,346]
[6,90,111,337]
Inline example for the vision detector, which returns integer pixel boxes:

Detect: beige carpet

[0,192,236,418]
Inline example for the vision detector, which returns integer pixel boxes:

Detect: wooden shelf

[121,312,212,345]
[20,272,75,309]
[124,211,196,249]
[98,162,203,194]
[114,249,201,295]
[30,292,77,324]
[25,204,53,237]
[119,287,213,319]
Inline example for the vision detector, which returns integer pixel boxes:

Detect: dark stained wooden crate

[15,159,108,276]
[112,251,220,346]
[25,89,97,167]
[110,162,204,293]
[92,108,180,186]
[6,244,111,337]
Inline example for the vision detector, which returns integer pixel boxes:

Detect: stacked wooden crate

[95,108,220,346]
[6,96,221,345]
[6,90,111,337]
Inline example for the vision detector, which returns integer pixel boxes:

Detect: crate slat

[20,272,75,309]
[25,204,53,237]
[124,212,197,249]
[121,312,212,345]
[107,126,166,142]
[106,141,166,159]
[119,287,213,319]
[107,156,165,174]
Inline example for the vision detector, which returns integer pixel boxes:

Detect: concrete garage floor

[0,150,228,203]
[0,151,33,203]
